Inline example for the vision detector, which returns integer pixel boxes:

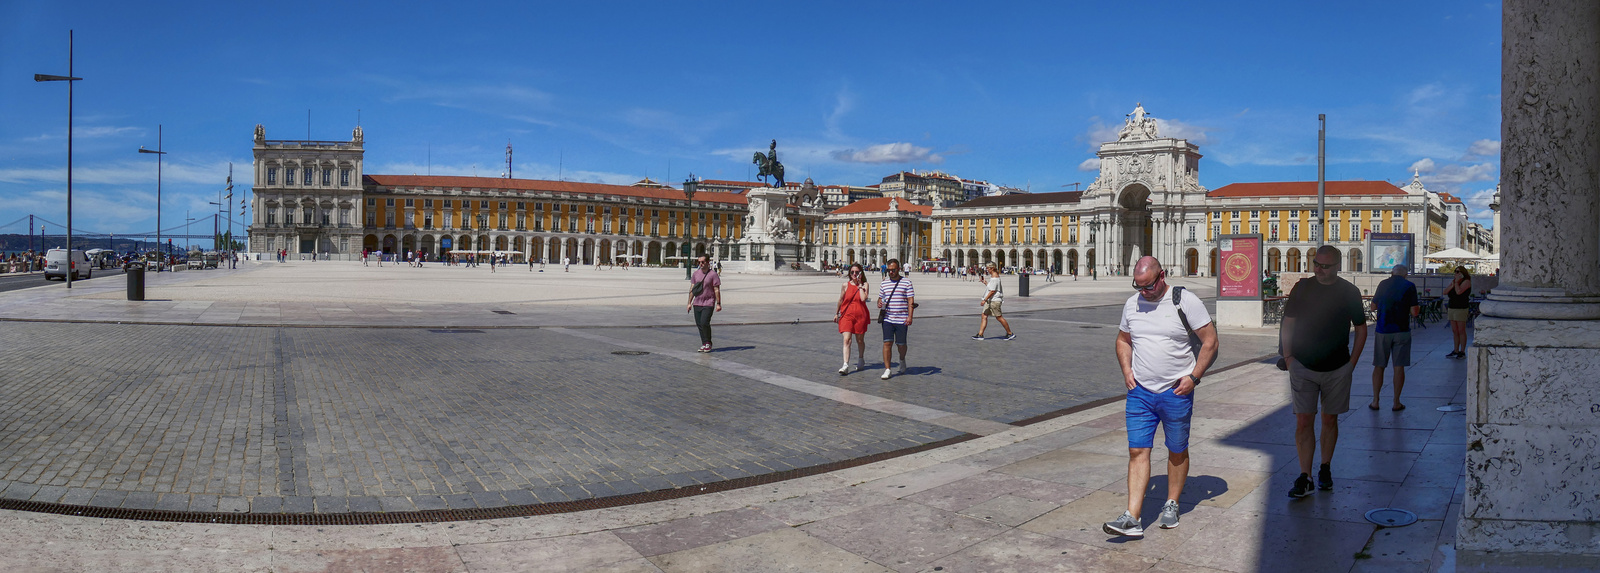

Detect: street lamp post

[682,175,698,280]
[35,30,83,288]
[209,201,223,251]
[139,126,165,270]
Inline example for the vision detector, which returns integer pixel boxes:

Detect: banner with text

[1217,234,1262,300]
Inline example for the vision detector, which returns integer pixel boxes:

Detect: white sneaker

[838,363,851,375]
[881,368,893,380]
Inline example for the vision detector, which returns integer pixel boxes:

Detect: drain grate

[429,329,485,334]
[491,310,516,315]
[1365,507,1418,527]
[611,350,650,356]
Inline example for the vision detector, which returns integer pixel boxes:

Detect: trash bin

[126,265,145,301]
[1018,272,1030,297]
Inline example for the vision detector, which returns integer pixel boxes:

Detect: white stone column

[1460,0,1600,563]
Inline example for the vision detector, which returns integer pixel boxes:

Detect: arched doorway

[967,250,978,267]
[1185,248,1199,276]
[1287,248,1302,272]
[459,235,472,252]
[996,250,1007,267]
[582,238,594,265]
[942,249,951,263]
[567,238,580,264]
[382,234,397,254]
[1268,248,1282,273]
[1067,249,1079,275]
[363,234,378,252]
[495,236,508,251]
[420,235,436,256]
[1208,247,1219,276]
[440,236,453,255]
[513,236,525,258]
[1023,250,1034,269]
[600,239,612,264]
[982,250,992,264]
[1347,248,1363,272]
[1086,248,1096,274]
[547,237,561,263]
[402,235,417,255]
[1117,184,1154,274]
[647,241,662,265]
[1052,249,1063,272]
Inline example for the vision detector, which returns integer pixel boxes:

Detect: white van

[44,248,91,281]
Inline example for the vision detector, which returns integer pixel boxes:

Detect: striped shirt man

[878,277,916,325]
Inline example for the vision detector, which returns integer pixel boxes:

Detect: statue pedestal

[725,239,809,274]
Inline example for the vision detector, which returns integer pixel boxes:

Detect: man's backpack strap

[1172,286,1194,336]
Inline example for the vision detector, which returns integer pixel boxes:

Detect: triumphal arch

[1080,104,1209,276]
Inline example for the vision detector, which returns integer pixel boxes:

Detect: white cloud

[24,125,145,142]
[0,159,240,186]
[824,87,854,140]
[1423,162,1496,186]
[1077,158,1101,172]
[1409,158,1436,173]
[1155,118,1213,145]
[1464,139,1500,159]
[831,143,942,164]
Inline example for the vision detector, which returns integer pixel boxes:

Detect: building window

[1351,225,1361,241]
[1188,225,1196,241]
[1330,223,1340,241]
[1310,222,1321,239]
[1291,222,1300,239]
[267,168,278,185]
[303,169,313,186]
[1231,223,1240,235]
[1393,223,1402,233]
[385,213,394,227]
[1290,210,1299,218]
[341,169,350,186]
[1212,224,1220,239]
[1250,211,1259,218]
[285,168,296,185]
[1054,228,1061,243]
[498,214,508,230]
[266,210,276,225]
[321,209,331,225]
[1250,222,1259,234]
[322,169,332,186]
[1271,211,1279,218]
[1393,210,1402,218]
[405,198,413,207]
[386,198,394,207]
[1231,211,1240,219]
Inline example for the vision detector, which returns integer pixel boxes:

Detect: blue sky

[1,1,1502,238]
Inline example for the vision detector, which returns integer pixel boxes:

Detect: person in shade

[1445,267,1473,358]
[687,255,722,353]
[1281,245,1368,499]
[1370,264,1420,411]
[1103,257,1218,538]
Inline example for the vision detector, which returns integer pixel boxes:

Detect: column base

[1481,286,1600,320]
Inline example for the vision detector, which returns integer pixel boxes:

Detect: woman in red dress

[836,263,871,375]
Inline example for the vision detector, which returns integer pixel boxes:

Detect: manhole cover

[1365,508,1418,527]
[1437,404,1466,412]
[491,310,516,315]
[428,329,485,334]
[611,350,650,356]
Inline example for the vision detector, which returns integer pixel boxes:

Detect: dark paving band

[0,433,979,525]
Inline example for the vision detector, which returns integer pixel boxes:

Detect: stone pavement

[0,263,1472,571]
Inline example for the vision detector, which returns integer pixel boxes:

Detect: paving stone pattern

[0,323,961,513]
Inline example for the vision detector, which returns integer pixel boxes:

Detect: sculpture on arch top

[1117,103,1161,142]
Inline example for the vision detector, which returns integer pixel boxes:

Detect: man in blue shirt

[1370,264,1420,411]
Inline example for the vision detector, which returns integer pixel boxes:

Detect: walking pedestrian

[687,255,722,352]
[1370,264,1420,411]
[1281,245,1368,499]
[836,263,870,374]
[972,263,1015,340]
[876,259,915,379]
[563,256,571,272]
[489,255,496,273]
[1102,257,1218,538]
[1445,267,1473,358]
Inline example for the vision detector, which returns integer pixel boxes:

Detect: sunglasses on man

[1132,270,1166,291]
[1314,261,1337,270]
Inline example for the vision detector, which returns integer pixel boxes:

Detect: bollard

[1018,272,1030,297]
[126,265,145,301]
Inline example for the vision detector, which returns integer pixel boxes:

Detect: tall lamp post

[139,126,165,269]
[682,175,697,280]
[209,201,223,251]
[35,30,83,288]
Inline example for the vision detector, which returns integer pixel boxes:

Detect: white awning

[1424,248,1482,260]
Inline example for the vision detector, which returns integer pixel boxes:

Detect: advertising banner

[1367,233,1414,274]
[1217,234,1262,300]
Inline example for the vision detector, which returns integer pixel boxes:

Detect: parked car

[43,248,91,281]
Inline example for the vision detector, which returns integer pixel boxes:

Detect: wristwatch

[1188,375,1201,386]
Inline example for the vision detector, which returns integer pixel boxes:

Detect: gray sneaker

[1159,500,1181,529]
[1102,511,1144,537]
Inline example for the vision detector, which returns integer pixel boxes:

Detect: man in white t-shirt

[972,263,1015,340]
[1104,256,1219,538]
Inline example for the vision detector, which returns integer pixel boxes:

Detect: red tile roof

[364,175,748,205]
[1438,192,1464,204]
[1207,181,1408,198]
[830,197,934,216]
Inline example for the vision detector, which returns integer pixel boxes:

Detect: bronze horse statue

[752,139,785,187]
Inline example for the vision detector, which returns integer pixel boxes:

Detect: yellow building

[821,197,933,267]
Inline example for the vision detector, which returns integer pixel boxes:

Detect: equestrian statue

[752,139,786,187]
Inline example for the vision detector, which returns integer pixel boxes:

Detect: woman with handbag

[836,263,871,374]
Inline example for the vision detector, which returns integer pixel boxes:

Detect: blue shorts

[881,321,909,344]
[1126,384,1194,453]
